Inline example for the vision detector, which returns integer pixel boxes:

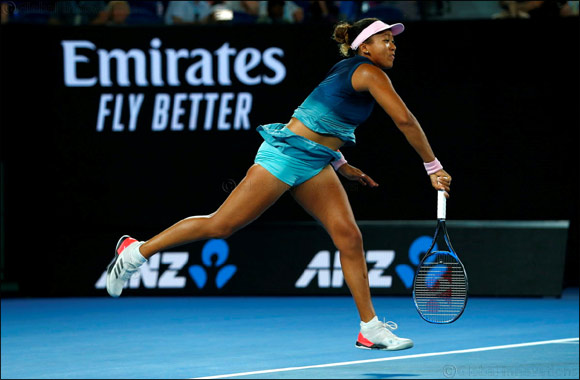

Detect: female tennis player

[106,18,452,351]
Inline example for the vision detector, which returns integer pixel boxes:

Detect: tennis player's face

[365,31,397,69]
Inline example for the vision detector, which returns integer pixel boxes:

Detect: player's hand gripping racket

[413,190,468,323]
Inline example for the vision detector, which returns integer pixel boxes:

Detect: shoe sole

[355,341,414,351]
[106,235,131,297]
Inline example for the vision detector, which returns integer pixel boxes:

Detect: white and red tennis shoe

[355,317,414,351]
[106,235,147,297]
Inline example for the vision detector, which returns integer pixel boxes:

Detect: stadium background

[0,14,578,297]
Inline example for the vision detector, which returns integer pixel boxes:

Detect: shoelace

[381,320,398,331]
[120,265,139,281]
[118,253,140,281]
[379,319,399,338]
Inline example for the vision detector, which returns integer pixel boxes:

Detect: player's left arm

[331,149,379,187]
[338,163,379,187]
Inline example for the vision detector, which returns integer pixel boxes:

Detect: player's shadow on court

[363,374,418,378]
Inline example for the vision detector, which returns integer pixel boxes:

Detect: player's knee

[204,216,235,239]
[210,227,234,239]
[333,223,363,252]
[209,223,236,239]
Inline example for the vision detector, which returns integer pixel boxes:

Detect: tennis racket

[413,190,468,324]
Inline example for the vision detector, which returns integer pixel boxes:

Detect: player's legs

[290,165,376,322]
[139,163,290,258]
[291,165,413,350]
[106,163,290,298]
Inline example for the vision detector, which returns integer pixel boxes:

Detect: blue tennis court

[2,288,577,379]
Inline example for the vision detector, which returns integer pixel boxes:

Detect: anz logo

[295,250,395,288]
[395,236,437,288]
[295,236,434,289]
[95,239,236,291]
[188,239,237,289]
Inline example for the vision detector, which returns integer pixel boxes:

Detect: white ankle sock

[130,242,147,264]
[361,316,380,328]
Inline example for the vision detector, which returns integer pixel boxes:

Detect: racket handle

[437,189,446,220]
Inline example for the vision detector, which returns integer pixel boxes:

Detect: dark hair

[332,18,379,58]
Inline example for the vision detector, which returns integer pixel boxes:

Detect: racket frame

[412,190,469,324]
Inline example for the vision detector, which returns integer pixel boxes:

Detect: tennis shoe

[355,317,414,351]
[106,235,146,297]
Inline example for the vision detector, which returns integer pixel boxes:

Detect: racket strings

[414,252,467,323]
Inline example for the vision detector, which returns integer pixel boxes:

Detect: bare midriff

[285,117,345,151]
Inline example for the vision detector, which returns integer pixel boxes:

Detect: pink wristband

[331,155,347,170]
[424,158,443,175]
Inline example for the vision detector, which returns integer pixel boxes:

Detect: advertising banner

[90,221,568,297]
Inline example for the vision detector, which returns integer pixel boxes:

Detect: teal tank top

[292,55,376,146]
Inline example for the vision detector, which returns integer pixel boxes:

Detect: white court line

[193,337,579,379]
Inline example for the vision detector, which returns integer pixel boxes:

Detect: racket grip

[437,190,446,220]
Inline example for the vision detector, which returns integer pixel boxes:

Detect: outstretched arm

[351,64,452,195]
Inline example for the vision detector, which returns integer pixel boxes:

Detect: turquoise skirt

[254,123,342,187]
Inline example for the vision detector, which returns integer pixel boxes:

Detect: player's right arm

[351,63,451,194]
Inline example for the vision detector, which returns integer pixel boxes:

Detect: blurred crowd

[1,1,578,25]
[492,0,578,18]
